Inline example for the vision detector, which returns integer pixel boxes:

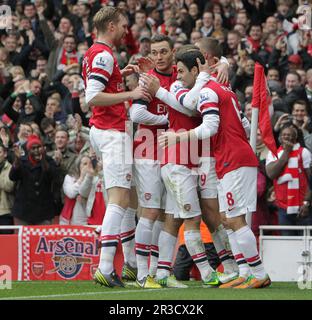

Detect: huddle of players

[83,7,271,290]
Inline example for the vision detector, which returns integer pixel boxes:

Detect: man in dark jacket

[9,134,59,225]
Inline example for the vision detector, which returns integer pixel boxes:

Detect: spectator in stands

[190,30,202,45]
[40,118,56,152]
[225,30,241,58]
[247,24,262,52]
[135,9,151,34]
[48,127,77,214]
[9,134,58,225]
[306,69,312,104]
[231,55,255,95]
[266,124,312,236]
[79,156,106,226]
[15,123,33,154]
[283,71,310,113]
[129,35,152,64]
[236,10,250,29]
[0,47,13,84]
[267,67,280,82]
[197,11,214,38]
[57,35,80,74]
[29,56,48,81]
[48,128,77,178]
[44,96,67,125]
[0,143,15,234]
[38,6,74,82]
[60,155,92,225]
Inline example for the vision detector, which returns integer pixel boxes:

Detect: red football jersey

[197,80,258,178]
[162,82,202,169]
[82,42,127,131]
[133,68,176,160]
[170,81,213,158]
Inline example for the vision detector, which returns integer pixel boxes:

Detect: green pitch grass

[0,281,311,300]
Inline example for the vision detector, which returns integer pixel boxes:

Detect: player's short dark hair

[176,50,205,72]
[197,37,222,58]
[151,34,174,49]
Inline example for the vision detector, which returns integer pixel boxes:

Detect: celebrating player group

[82,6,271,290]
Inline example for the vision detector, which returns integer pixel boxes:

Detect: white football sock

[135,217,154,280]
[184,230,214,281]
[120,207,137,268]
[235,225,267,280]
[156,231,177,279]
[226,229,250,278]
[99,204,125,274]
[212,224,238,274]
[149,220,164,277]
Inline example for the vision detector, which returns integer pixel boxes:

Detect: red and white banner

[21,226,101,281]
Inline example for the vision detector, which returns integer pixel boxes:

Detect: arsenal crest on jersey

[144,193,151,201]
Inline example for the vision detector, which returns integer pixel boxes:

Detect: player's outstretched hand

[137,56,155,73]
[158,131,179,149]
[121,64,140,77]
[140,73,160,96]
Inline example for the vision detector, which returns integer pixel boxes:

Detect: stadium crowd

[0,0,312,284]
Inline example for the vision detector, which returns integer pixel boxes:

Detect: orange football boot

[234,275,271,289]
[219,276,247,288]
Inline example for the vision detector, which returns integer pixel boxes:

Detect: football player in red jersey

[145,39,253,286]
[158,46,271,289]
[82,6,150,288]
[132,36,235,288]
[130,35,175,288]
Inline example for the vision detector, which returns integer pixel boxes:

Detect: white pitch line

[0,286,202,300]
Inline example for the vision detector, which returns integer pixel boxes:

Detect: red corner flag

[251,63,277,156]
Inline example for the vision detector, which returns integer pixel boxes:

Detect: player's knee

[225,215,247,231]
[184,215,201,230]
[141,207,161,221]
[107,187,130,209]
[163,216,182,236]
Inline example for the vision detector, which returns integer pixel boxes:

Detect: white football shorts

[161,163,201,219]
[134,158,166,209]
[198,157,218,199]
[89,126,133,190]
[218,166,257,218]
